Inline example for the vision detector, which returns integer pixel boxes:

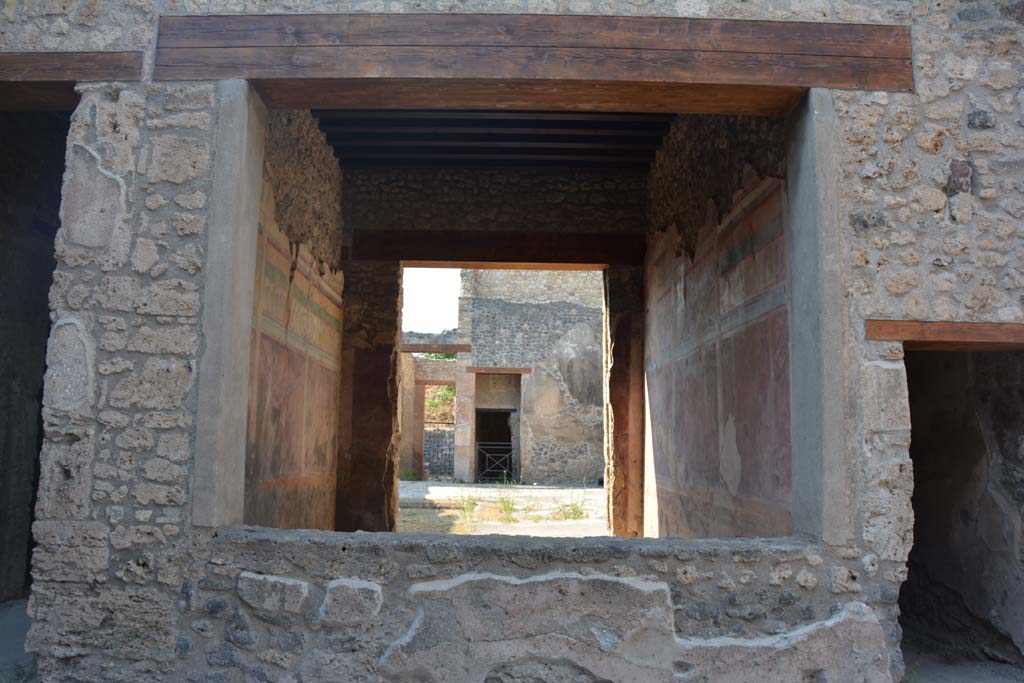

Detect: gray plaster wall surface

[412,357,456,386]
[0,112,69,602]
[474,372,522,410]
[7,1,1024,682]
[344,167,646,234]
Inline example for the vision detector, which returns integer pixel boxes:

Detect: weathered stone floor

[0,599,32,682]
[397,481,608,537]
[902,644,1024,682]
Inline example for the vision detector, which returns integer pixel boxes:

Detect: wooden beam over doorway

[254,79,805,116]
[0,51,144,111]
[400,344,472,354]
[467,367,531,375]
[866,319,1024,351]
[154,14,913,113]
[353,229,644,267]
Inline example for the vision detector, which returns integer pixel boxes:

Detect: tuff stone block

[31,521,109,582]
[109,358,193,409]
[60,144,126,248]
[35,436,94,519]
[859,363,912,433]
[149,135,211,184]
[237,571,311,614]
[318,578,383,626]
[43,318,95,411]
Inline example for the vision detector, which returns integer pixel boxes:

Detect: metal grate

[477,441,515,482]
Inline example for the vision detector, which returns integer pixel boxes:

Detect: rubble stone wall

[171,529,897,682]
[27,80,222,682]
[261,111,343,270]
[344,168,645,234]
[423,426,455,478]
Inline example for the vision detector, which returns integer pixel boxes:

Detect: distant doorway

[476,409,516,482]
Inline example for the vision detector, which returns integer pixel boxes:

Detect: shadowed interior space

[0,111,71,680]
[900,351,1024,672]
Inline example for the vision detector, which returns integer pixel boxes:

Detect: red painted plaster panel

[244,188,343,531]
[645,183,791,538]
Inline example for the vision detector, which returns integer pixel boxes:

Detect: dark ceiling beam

[338,158,651,170]
[313,110,677,122]
[351,229,645,266]
[326,139,661,150]
[318,124,670,137]
[314,107,671,169]
[336,152,652,162]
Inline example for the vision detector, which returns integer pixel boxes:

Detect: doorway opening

[900,351,1024,679]
[229,100,809,540]
[0,110,71,679]
[476,408,516,482]
[395,265,608,536]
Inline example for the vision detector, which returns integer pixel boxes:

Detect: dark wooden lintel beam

[0,51,144,110]
[401,260,605,271]
[255,79,805,116]
[154,45,911,91]
[154,14,912,93]
[327,139,661,150]
[314,110,677,122]
[865,319,1024,351]
[157,14,911,60]
[321,125,668,137]
[351,229,645,266]
[336,151,652,162]
[400,343,472,353]
[0,51,143,82]
[467,367,532,374]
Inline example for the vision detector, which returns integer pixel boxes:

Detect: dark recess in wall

[900,351,1024,664]
[0,111,70,601]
